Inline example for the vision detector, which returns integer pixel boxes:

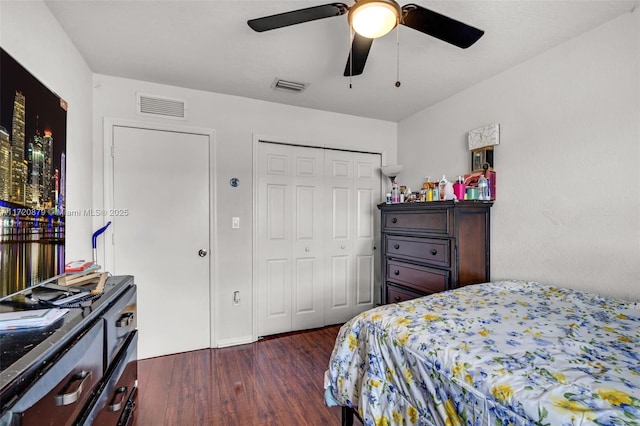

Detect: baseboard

[215,335,255,348]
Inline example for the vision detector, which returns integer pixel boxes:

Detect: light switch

[232,217,240,229]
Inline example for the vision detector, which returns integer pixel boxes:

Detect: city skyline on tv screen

[1,48,67,297]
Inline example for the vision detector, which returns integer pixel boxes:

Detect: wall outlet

[232,217,240,229]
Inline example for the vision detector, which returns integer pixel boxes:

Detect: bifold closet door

[257,143,325,337]
[257,142,381,337]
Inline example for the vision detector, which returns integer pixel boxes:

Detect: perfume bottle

[391,180,400,203]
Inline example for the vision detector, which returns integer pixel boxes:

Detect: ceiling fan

[247,0,484,77]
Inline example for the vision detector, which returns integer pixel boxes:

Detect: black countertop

[0,275,134,409]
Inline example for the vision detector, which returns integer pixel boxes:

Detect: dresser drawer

[103,286,137,369]
[81,331,137,426]
[387,285,424,303]
[386,236,450,268]
[384,210,450,234]
[387,260,448,294]
[11,321,104,426]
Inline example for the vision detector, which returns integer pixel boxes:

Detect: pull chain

[395,22,401,88]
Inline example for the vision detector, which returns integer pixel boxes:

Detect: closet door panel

[291,147,324,331]
[258,145,293,336]
[353,152,380,313]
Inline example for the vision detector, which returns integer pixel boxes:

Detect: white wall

[0,1,94,260]
[92,75,397,345]
[398,9,640,300]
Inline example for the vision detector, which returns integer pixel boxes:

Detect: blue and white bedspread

[324,280,640,425]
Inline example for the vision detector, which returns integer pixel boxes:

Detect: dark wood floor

[134,324,346,425]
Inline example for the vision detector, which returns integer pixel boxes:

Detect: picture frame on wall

[471,147,494,172]
[0,48,68,297]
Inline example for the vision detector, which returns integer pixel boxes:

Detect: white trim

[103,117,218,347]
[251,135,260,344]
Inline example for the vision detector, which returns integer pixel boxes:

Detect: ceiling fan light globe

[349,0,400,39]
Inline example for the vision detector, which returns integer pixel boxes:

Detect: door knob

[198,249,208,257]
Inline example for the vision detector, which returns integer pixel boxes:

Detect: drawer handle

[391,217,398,223]
[394,244,400,250]
[394,296,401,302]
[117,312,135,328]
[54,370,92,406]
[109,386,129,412]
[394,270,400,275]
[431,249,438,256]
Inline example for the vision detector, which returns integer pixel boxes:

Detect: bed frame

[341,407,359,426]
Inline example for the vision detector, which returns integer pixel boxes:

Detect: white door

[257,143,325,336]
[257,142,381,336]
[112,126,211,359]
[324,150,379,323]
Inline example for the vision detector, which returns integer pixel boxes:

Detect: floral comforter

[324,281,640,425]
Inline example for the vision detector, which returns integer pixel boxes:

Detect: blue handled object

[92,221,112,263]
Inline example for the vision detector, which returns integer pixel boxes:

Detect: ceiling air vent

[271,78,308,93]
[136,93,186,120]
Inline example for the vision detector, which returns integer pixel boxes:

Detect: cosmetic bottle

[478,175,488,200]
[391,180,400,204]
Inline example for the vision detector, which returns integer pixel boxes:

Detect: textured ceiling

[44,0,639,122]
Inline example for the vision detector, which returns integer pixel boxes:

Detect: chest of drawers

[378,201,492,303]
[0,276,137,426]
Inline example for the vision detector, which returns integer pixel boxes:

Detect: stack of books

[64,260,100,274]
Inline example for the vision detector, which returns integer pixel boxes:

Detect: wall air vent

[136,93,186,120]
[271,78,308,93]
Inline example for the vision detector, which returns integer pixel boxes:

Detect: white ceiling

[45,0,638,122]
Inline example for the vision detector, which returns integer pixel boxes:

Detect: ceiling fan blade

[400,4,484,49]
[248,3,348,32]
[343,33,374,77]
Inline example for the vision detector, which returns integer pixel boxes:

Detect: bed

[324,280,640,425]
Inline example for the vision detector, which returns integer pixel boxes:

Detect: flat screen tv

[0,48,67,298]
